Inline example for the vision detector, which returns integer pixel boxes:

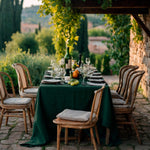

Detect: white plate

[87,75,103,79]
[92,72,101,76]
[87,82,106,86]
[44,75,53,79]
[88,79,104,82]
[41,79,61,84]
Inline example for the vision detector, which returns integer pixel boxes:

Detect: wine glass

[81,66,87,85]
[86,57,90,66]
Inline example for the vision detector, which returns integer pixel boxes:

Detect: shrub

[35,28,55,55]
[18,33,39,54]
[90,53,96,66]
[0,50,54,92]
[95,54,102,72]
[90,52,111,75]
[88,28,110,37]
[5,32,39,54]
[101,52,111,75]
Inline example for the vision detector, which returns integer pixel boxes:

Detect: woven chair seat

[111,90,123,99]
[57,109,96,122]
[112,98,126,105]
[114,104,130,108]
[24,88,38,94]
[4,98,32,105]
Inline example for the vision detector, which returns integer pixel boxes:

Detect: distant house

[21,23,39,33]
[88,36,109,54]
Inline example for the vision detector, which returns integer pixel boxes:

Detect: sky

[23,0,42,8]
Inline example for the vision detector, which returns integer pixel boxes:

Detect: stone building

[130,11,150,98]
[88,36,109,54]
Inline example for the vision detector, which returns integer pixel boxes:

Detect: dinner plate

[87,82,106,86]
[88,78,104,83]
[41,79,61,84]
[44,75,53,79]
[87,75,103,79]
[92,72,101,76]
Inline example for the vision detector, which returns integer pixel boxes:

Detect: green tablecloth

[22,82,120,147]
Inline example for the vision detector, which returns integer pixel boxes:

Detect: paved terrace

[0,76,150,150]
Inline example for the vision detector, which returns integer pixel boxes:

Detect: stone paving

[0,76,150,150]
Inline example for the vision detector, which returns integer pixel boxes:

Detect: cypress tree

[0,0,23,50]
[75,15,89,60]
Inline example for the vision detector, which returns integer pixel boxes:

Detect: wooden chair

[0,72,32,133]
[113,70,145,144]
[12,63,39,115]
[53,86,105,150]
[111,65,139,101]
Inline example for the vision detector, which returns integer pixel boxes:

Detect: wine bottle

[64,47,72,76]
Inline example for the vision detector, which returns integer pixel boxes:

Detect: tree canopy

[0,0,23,50]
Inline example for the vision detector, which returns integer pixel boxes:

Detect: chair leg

[0,108,5,128]
[130,115,141,144]
[23,109,28,134]
[65,128,68,145]
[57,125,62,150]
[105,128,110,145]
[30,105,34,118]
[5,112,9,126]
[90,128,97,150]
[78,129,82,144]
[95,125,100,145]
[31,98,35,116]
[27,108,32,128]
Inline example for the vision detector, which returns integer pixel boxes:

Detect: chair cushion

[111,90,123,99]
[4,97,32,105]
[112,98,126,105]
[24,88,38,94]
[56,109,96,122]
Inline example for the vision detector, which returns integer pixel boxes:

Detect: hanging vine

[131,18,143,43]
[38,0,112,59]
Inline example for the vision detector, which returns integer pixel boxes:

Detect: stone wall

[130,10,150,98]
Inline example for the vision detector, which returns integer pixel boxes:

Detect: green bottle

[64,47,72,76]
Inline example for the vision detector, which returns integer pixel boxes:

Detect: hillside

[21,6,105,28]
[21,6,51,27]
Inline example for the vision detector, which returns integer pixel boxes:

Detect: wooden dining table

[21,78,120,147]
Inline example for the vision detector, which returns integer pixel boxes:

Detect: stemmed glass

[86,57,90,66]
[81,66,88,85]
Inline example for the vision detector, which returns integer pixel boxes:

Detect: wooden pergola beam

[71,0,150,9]
[76,8,149,14]
[132,14,150,37]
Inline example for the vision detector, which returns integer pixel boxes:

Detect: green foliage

[18,34,39,54]
[38,0,81,60]
[88,28,110,37]
[104,14,131,73]
[22,7,105,29]
[71,50,79,61]
[90,53,96,66]
[35,27,55,54]
[101,52,110,75]
[86,14,106,27]
[0,50,53,92]
[38,0,112,60]
[131,18,143,43]
[90,52,111,75]
[95,55,102,72]
[74,15,89,60]
[0,0,23,50]
[5,32,39,54]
